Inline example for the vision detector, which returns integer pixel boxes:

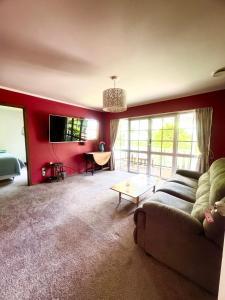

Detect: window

[114,111,199,178]
[86,119,99,140]
[176,112,199,169]
[114,119,129,171]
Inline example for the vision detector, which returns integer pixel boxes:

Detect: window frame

[114,110,199,178]
[86,119,99,140]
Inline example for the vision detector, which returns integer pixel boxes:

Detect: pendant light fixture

[103,76,127,112]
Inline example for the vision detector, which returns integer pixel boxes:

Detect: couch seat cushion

[146,191,193,214]
[156,181,196,203]
[168,174,198,188]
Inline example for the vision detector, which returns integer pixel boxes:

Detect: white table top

[111,174,159,198]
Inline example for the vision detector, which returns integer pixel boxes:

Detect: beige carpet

[0,171,216,300]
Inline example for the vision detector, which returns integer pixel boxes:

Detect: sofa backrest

[191,158,225,222]
[209,158,225,205]
[191,172,210,221]
[191,158,225,245]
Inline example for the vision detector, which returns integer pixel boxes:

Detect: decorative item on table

[98,141,105,152]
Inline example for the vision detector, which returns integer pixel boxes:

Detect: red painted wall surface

[0,88,104,184]
[104,90,225,161]
[1,88,225,184]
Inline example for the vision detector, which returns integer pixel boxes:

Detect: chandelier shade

[103,76,127,113]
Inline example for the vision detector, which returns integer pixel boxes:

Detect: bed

[0,151,25,180]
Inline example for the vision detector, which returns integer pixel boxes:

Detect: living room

[0,1,225,299]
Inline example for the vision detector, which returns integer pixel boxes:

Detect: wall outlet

[42,167,46,176]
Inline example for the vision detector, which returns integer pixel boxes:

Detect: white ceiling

[0,0,225,110]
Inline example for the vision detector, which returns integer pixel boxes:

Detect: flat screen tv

[49,114,88,142]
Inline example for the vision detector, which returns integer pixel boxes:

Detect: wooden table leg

[136,196,139,207]
[153,185,156,193]
[92,161,94,175]
[119,192,121,205]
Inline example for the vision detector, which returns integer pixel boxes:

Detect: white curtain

[110,119,119,170]
[195,107,213,172]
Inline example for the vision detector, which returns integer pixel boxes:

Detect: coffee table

[111,174,156,207]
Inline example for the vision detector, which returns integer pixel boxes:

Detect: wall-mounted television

[49,114,88,143]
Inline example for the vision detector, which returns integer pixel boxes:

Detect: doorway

[0,105,29,186]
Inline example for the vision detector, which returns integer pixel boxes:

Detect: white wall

[0,105,26,162]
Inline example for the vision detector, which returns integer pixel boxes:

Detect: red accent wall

[1,88,225,185]
[0,88,104,184]
[104,90,225,161]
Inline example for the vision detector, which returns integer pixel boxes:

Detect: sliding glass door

[149,115,175,178]
[114,118,149,174]
[129,118,149,174]
[114,111,199,178]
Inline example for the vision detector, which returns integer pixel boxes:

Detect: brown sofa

[134,158,225,295]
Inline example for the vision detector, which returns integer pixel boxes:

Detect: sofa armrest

[134,201,222,294]
[176,169,202,180]
[140,202,203,234]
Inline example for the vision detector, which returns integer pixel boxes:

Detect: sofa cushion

[156,182,196,203]
[191,192,210,222]
[146,191,193,214]
[196,182,210,199]
[193,172,211,221]
[209,158,225,205]
[209,177,225,205]
[176,169,202,179]
[168,174,198,188]
[198,172,209,186]
[209,158,225,183]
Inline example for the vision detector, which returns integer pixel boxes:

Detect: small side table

[85,152,111,175]
[46,162,64,182]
